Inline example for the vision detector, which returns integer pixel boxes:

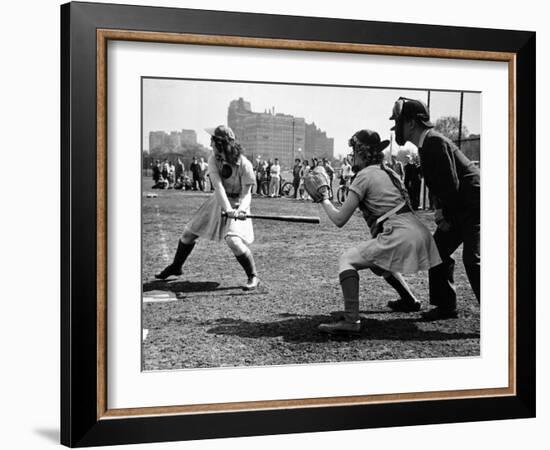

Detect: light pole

[458,91,464,149]
[291,118,295,169]
[422,90,432,210]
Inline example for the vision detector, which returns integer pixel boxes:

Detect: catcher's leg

[382,271,421,312]
[155,230,198,280]
[318,248,371,334]
[225,235,259,290]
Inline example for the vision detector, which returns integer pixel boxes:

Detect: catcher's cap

[205,125,236,142]
[348,129,390,153]
[389,97,434,130]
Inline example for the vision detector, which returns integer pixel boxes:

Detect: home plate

[143,291,177,303]
[142,329,149,341]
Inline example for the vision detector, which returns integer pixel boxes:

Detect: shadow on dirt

[206,316,479,343]
[143,280,222,293]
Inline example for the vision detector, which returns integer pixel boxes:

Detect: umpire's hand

[434,209,452,232]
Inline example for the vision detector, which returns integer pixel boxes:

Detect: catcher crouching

[304,129,441,334]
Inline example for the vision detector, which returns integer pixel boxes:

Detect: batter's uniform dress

[185,154,256,245]
[348,165,441,273]
[417,129,480,307]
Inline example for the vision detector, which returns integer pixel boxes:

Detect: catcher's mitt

[304,166,332,203]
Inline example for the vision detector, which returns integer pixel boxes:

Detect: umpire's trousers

[429,206,480,310]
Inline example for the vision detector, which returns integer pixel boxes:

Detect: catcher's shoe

[330,311,369,320]
[243,276,260,291]
[387,299,421,313]
[318,320,361,335]
[154,264,182,280]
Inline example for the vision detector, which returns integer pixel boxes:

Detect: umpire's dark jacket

[418,129,480,219]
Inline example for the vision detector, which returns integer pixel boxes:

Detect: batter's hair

[213,138,243,165]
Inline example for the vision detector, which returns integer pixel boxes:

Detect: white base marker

[143,290,178,303]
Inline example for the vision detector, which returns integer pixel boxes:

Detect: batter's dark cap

[348,129,390,153]
[389,98,434,130]
[205,125,236,142]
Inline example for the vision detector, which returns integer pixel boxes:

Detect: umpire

[390,97,480,320]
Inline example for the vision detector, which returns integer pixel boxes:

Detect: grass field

[142,184,479,370]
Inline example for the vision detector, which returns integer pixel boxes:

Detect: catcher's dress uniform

[349,165,441,273]
[185,153,255,244]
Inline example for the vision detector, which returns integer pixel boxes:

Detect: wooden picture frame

[61,1,535,447]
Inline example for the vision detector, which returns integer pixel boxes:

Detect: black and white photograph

[141,78,481,370]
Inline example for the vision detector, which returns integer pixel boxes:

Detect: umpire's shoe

[318,320,361,335]
[154,264,182,280]
[243,276,260,291]
[421,306,458,321]
[387,299,421,313]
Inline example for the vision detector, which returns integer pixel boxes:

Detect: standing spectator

[322,158,335,195]
[199,157,208,191]
[389,155,404,179]
[260,160,269,194]
[168,162,176,188]
[190,156,202,191]
[292,158,302,199]
[403,154,422,210]
[175,158,185,184]
[266,159,272,180]
[254,157,263,194]
[340,157,352,186]
[311,157,318,169]
[390,97,480,320]
[152,160,161,185]
[161,159,169,181]
[269,158,281,197]
[299,159,310,200]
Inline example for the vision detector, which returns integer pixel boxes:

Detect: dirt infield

[142,187,479,370]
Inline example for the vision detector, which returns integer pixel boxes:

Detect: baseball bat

[222,212,320,224]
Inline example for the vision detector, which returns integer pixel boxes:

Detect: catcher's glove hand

[304,166,332,203]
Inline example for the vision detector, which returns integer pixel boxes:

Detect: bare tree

[434,116,469,141]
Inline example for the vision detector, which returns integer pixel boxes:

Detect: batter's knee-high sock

[235,248,257,280]
[171,240,195,269]
[155,240,195,279]
[383,273,417,303]
[339,269,360,323]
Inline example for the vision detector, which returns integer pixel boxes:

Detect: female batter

[306,129,441,334]
[155,125,260,290]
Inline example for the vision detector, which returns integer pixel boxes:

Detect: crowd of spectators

[150,152,430,208]
[151,157,210,191]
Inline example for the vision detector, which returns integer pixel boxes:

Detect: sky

[142,78,481,157]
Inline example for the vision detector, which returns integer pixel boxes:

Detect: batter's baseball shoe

[318,320,361,335]
[421,306,458,321]
[387,299,421,312]
[154,264,182,280]
[243,276,260,291]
